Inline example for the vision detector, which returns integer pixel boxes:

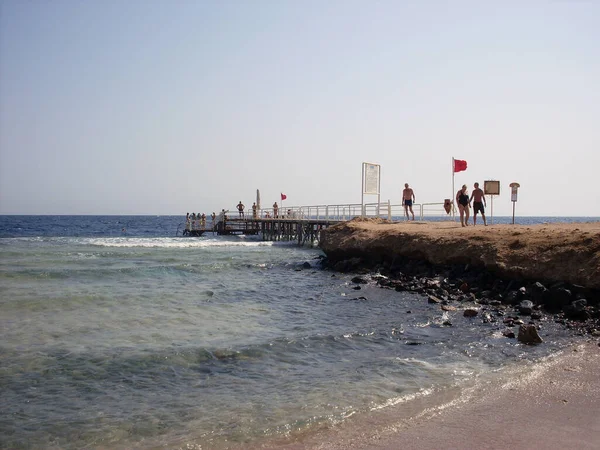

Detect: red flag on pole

[281,193,287,201]
[453,159,467,173]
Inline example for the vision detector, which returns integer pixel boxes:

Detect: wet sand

[258,342,600,450]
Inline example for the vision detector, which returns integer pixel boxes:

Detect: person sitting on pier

[237,201,245,218]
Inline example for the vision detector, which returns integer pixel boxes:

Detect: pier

[180,201,449,245]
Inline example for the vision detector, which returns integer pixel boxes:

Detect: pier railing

[254,201,450,222]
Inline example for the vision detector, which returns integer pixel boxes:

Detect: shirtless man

[402,183,416,220]
[469,182,487,226]
[237,201,245,218]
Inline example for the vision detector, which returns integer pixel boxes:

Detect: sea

[1,215,598,449]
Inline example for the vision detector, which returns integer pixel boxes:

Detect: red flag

[453,159,467,173]
[281,193,287,201]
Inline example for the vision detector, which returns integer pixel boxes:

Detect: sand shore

[256,342,600,450]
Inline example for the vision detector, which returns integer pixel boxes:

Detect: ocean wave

[87,237,276,248]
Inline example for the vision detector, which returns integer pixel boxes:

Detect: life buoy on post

[444,199,452,214]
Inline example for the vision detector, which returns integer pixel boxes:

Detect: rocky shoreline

[319,219,600,343]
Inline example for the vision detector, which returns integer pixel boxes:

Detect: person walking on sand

[402,183,416,220]
[237,201,245,218]
[469,182,487,226]
[456,184,471,227]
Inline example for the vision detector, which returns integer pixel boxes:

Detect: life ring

[444,199,452,214]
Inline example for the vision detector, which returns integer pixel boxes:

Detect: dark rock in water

[395,284,406,292]
[519,300,534,315]
[544,287,572,310]
[504,291,521,305]
[503,329,516,339]
[464,308,479,317]
[518,324,543,344]
[428,295,442,304]
[489,300,502,307]
[564,299,590,320]
[302,261,312,269]
[528,282,548,304]
[460,282,469,293]
[352,285,362,290]
[531,312,542,320]
[351,276,369,284]
[442,320,453,326]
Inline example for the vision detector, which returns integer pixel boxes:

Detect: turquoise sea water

[0,216,596,449]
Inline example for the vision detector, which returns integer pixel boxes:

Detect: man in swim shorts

[402,183,416,220]
[469,182,487,226]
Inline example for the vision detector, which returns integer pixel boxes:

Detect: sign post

[361,162,381,217]
[509,182,520,224]
[483,180,500,225]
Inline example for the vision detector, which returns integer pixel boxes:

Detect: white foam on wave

[85,237,276,249]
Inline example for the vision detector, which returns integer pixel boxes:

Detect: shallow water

[0,216,589,449]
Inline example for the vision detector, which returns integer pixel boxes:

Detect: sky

[1,0,599,216]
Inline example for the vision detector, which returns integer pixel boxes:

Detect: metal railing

[249,201,451,222]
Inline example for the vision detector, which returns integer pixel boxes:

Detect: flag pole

[452,157,455,219]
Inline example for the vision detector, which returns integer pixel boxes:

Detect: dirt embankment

[320,219,600,290]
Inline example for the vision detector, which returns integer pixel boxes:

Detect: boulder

[543,287,572,310]
[519,300,534,315]
[518,324,543,344]
[464,308,479,317]
[564,299,590,321]
[351,276,369,284]
[528,281,548,304]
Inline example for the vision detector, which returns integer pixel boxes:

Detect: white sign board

[363,163,380,195]
[510,182,520,202]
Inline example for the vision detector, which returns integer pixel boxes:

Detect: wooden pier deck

[184,217,340,246]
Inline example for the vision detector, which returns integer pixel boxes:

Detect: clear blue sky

[1,0,598,216]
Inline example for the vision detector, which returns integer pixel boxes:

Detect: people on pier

[456,184,471,227]
[273,202,279,217]
[184,216,191,236]
[201,213,206,228]
[469,182,487,226]
[252,202,257,219]
[402,183,416,221]
[237,201,245,218]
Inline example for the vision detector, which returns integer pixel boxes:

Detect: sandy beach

[257,342,600,450]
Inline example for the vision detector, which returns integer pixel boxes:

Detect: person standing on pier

[252,202,257,219]
[469,182,487,226]
[402,183,416,221]
[237,201,245,218]
[273,202,279,218]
